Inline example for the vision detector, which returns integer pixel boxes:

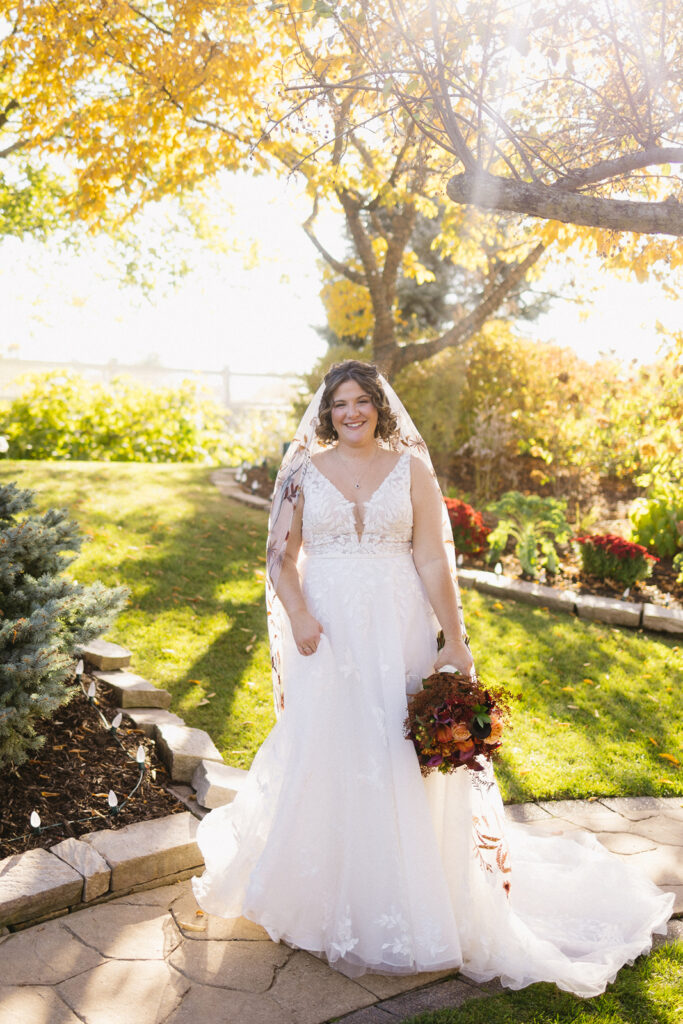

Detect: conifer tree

[0,481,129,768]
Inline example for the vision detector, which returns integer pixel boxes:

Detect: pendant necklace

[335,445,379,490]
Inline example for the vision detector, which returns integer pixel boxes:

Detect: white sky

[1,171,679,378]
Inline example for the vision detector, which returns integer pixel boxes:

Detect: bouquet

[404,667,512,776]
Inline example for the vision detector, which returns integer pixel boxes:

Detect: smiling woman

[191,359,673,993]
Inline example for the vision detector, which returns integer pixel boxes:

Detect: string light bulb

[494,562,503,575]
[110,712,123,733]
[75,659,84,678]
[136,745,146,764]
[30,810,41,831]
[107,790,119,814]
[87,681,96,703]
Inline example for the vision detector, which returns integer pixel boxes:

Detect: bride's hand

[290,609,323,657]
[434,638,474,676]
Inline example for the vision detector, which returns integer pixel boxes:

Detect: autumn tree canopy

[285,0,682,242]
[1,1,679,377]
[0,1,280,233]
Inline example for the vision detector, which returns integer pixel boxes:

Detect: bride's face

[330,379,379,446]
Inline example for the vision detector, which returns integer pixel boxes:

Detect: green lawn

[4,460,682,797]
[401,942,682,1024]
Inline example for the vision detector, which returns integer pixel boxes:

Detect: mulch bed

[0,671,185,861]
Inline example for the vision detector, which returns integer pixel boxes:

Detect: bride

[192,359,673,996]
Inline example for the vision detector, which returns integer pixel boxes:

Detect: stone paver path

[1,796,681,1024]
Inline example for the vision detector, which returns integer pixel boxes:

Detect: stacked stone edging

[457,568,683,634]
[0,640,247,934]
[210,467,271,510]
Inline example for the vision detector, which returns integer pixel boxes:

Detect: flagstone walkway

[1,796,681,1024]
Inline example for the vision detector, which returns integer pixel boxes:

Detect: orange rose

[484,715,504,744]
[435,723,453,744]
[451,722,471,742]
[455,740,475,757]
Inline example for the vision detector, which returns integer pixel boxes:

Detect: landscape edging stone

[0,642,247,933]
[457,567,680,632]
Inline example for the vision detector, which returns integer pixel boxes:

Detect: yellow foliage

[320,272,374,340]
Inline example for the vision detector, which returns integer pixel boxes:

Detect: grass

[400,942,682,1024]
[4,460,682,797]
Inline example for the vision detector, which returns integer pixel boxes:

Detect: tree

[0,1,284,234]
[285,0,682,248]
[318,204,551,351]
[0,481,129,768]
[0,1,559,377]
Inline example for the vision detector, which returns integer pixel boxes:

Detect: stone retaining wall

[457,568,683,634]
[0,639,248,934]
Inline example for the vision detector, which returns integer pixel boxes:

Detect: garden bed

[0,671,184,860]
[460,548,683,611]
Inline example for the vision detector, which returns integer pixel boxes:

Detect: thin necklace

[335,445,379,490]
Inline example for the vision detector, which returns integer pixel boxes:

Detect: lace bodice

[302,451,413,556]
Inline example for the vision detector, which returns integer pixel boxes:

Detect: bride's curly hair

[316,361,398,444]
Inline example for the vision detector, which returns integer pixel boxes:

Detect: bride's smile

[331,380,379,447]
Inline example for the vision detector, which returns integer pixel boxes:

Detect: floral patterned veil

[265,372,469,717]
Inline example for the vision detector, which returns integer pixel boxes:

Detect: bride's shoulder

[310,450,333,471]
[407,453,431,477]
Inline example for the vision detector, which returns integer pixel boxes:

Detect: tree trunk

[446,173,683,237]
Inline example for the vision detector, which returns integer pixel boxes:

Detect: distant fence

[0,357,301,410]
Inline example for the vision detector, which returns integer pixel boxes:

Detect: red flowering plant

[444,497,491,556]
[404,670,513,777]
[574,533,659,588]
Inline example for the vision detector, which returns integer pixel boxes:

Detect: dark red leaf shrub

[444,497,491,556]
[574,533,658,588]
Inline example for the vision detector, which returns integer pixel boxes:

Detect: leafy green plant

[485,492,571,577]
[629,484,683,559]
[574,533,658,588]
[674,551,683,585]
[0,370,231,464]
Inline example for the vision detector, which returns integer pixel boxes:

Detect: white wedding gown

[192,451,673,997]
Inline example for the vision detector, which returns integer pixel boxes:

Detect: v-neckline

[310,450,406,509]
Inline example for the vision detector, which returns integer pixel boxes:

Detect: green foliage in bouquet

[0,370,229,463]
[629,484,683,559]
[0,480,129,768]
[575,534,658,589]
[485,491,571,577]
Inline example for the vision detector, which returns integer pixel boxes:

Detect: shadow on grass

[0,461,273,761]
[4,461,681,790]
[464,590,682,802]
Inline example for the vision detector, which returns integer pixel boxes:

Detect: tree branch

[446,172,683,236]
[393,242,546,373]
[302,199,366,286]
[554,146,683,188]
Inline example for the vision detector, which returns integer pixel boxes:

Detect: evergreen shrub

[0,480,129,768]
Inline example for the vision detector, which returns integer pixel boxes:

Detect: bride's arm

[274,491,323,656]
[410,458,474,675]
